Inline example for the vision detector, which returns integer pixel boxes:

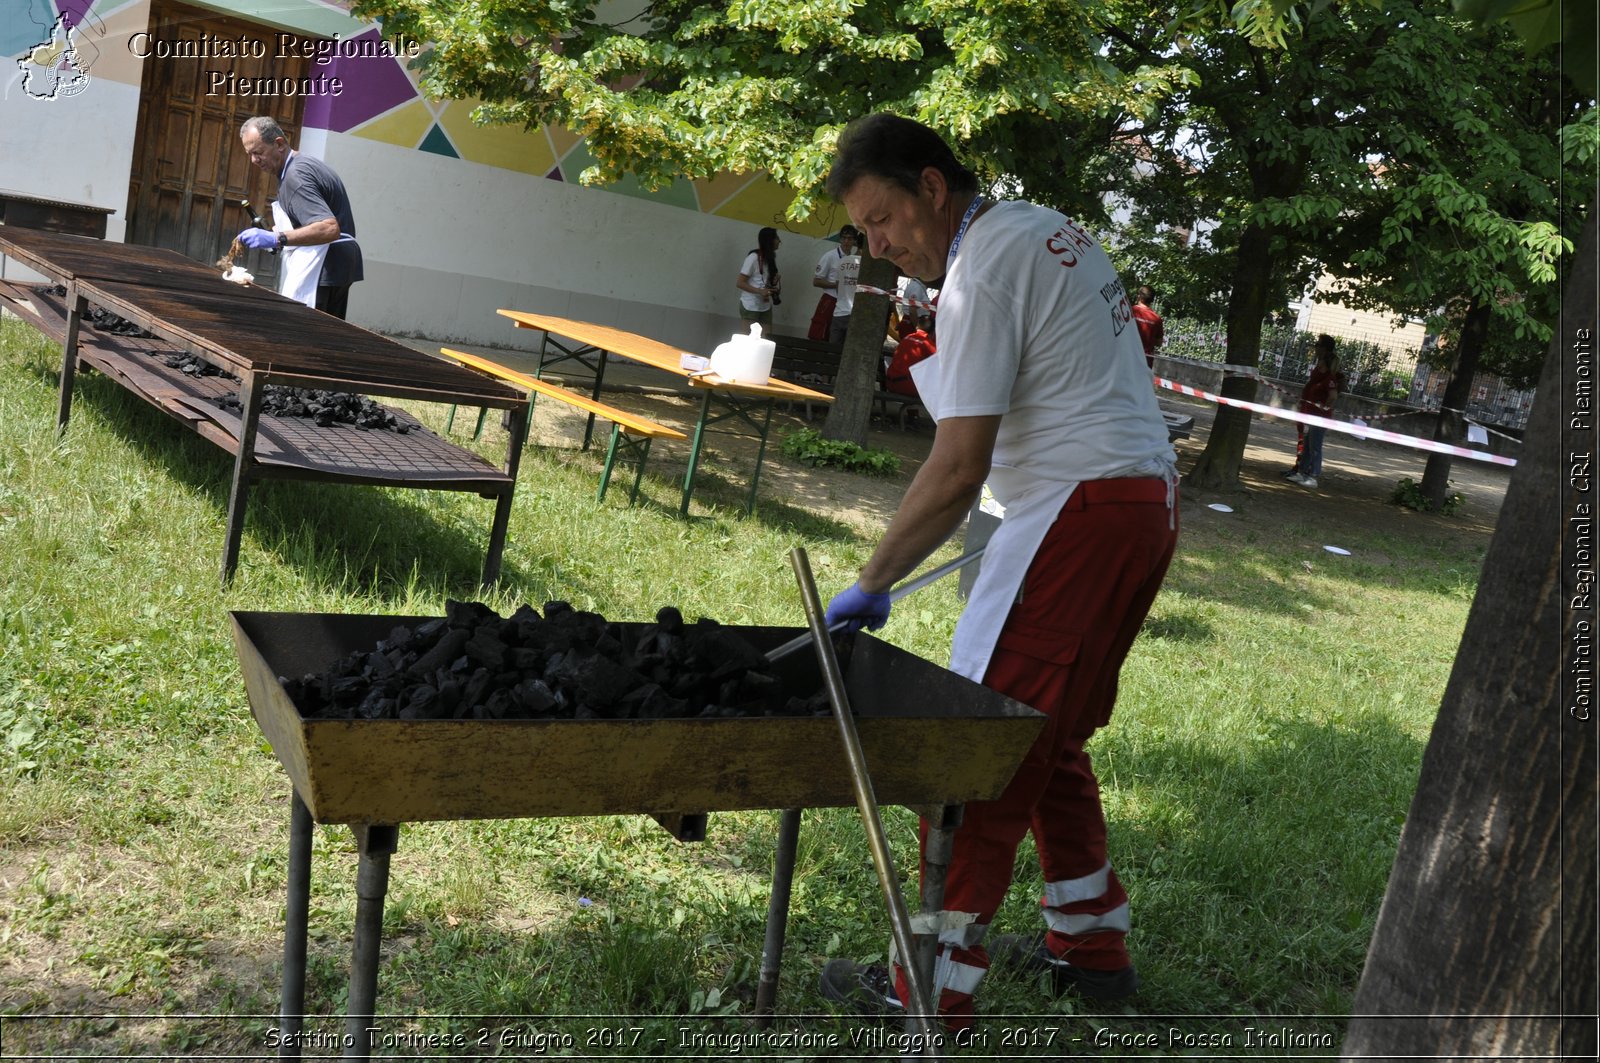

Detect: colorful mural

[9,0,827,234]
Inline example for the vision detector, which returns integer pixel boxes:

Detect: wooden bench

[439,348,686,504]
[768,333,843,419]
[768,332,925,428]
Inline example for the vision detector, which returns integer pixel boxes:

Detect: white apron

[909,355,1077,683]
[270,201,328,308]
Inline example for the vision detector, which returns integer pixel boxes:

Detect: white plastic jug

[707,323,776,385]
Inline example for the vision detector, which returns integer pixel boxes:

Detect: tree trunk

[821,252,897,446]
[1183,222,1276,489]
[1342,213,1597,1059]
[1419,295,1491,508]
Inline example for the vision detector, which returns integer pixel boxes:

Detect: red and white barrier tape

[1158,354,1521,435]
[1154,376,1518,467]
[855,284,938,313]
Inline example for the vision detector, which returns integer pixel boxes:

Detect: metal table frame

[497,310,832,517]
[274,794,961,1059]
[0,231,530,586]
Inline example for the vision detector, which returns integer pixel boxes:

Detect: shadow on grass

[57,371,535,597]
[0,715,1427,1054]
[1141,613,1219,643]
[993,711,1426,1017]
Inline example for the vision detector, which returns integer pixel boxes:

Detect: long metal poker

[765,545,986,665]
[789,547,943,1053]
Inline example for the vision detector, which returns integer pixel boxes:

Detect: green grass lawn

[0,314,1487,1057]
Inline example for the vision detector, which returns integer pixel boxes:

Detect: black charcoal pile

[33,285,154,336]
[281,600,830,722]
[217,385,410,431]
[157,351,234,378]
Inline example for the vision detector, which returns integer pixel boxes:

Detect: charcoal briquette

[462,667,494,707]
[408,628,469,675]
[356,688,393,720]
[507,647,543,670]
[330,674,366,706]
[447,599,497,629]
[483,688,513,719]
[510,678,558,715]
[404,684,440,717]
[463,630,508,669]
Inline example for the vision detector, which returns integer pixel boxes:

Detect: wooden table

[498,309,833,516]
[0,227,530,585]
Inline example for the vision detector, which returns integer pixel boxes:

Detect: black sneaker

[988,933,1140,1002]
[818,959,905,1017]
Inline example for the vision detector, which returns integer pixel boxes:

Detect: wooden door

[125,0,309,289]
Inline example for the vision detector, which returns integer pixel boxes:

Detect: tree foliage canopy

[353,0,1202,219]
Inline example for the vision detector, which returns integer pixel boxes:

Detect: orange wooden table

[498,309,832,516]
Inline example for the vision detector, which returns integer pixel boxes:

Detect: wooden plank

[439,347,686,440]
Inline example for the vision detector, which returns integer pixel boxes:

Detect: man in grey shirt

[236,116,363,319]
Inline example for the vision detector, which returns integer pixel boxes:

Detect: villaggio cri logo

[125,30,423,98]
[17,10,100,100]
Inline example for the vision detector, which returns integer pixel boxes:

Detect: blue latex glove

[238,227,279,250]
[825,582,892,633]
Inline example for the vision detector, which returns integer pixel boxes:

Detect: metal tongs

[766,545,986,664]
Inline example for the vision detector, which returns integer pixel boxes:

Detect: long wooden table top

[1,227,524,407]
[497,308,833,403]
[0,280,513,490]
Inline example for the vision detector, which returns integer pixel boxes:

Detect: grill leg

[754,808,803,1025]
[343,824,399,1059]
[278,792,313,1060]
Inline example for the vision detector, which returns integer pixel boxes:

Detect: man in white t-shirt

[896,273,932,334]
[811,225,861,344]
[817,114,1179,1029]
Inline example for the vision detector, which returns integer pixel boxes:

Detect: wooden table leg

[754,808,803,1025]
[55,285,86,434]
[221,371,264,584]
[343,824,399,1059]
[481,399,529,589]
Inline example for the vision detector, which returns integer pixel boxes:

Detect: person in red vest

[1286,334,1344,488]
[1131,285,1164,368]
[885,311,935,400]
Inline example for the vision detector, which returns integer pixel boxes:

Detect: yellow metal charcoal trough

[230,609,1044,1057]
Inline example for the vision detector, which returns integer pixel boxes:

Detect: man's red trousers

[893,477,1179,1025]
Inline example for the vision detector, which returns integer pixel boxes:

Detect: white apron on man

[269,201,327,308]
[909,354,1076,683]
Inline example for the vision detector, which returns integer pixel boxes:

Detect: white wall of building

[318,132,831,355]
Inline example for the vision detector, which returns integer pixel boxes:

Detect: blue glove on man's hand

[825,582,892,633]
[238,227,279,250]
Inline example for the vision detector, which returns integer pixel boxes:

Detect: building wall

[1291,273,1429,374]
[2,0,843,354]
